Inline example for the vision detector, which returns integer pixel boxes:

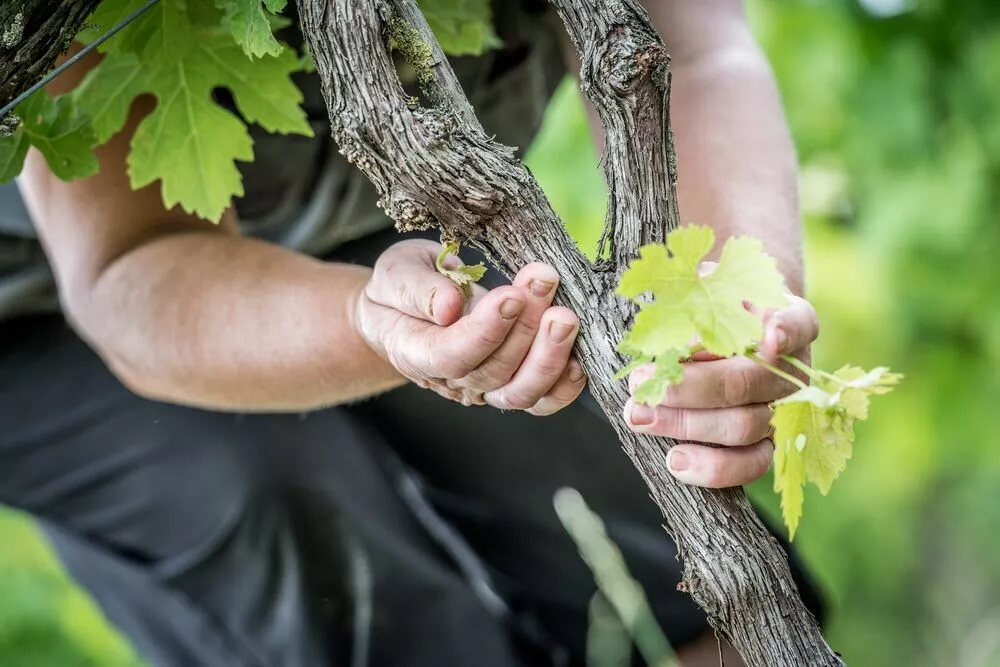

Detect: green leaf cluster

[617,225,789,403]
[772,365,902,538]
[617,225,902,538]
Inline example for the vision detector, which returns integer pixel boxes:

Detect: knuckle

[726,410,759,446]
[532,355,567,380]
[429,348,473,380]
[466,363,515,391]
[473,317,510,349]
[668,409,691,440]
[722,365,755,405]
[756,442,776,475]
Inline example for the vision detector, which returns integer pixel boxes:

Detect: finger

[422,286,526,379]
[484,307,579,410]
[757,294,820,361]
[464,263,560,390]
[366,240,467,326]
[666,439,774,488]
[528,359,588,416]
[624,400,772,447]
[630,357,794,409]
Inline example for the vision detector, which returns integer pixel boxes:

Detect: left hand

[623,294,820,488]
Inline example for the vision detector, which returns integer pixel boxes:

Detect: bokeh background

[3,0,1000,664]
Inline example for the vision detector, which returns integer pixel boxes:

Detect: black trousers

[0,231,824,667]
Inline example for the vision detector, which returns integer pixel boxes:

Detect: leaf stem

[748,353,808,390]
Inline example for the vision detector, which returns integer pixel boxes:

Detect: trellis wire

[0,0,161,121]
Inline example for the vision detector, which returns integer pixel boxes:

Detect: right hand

[355,240,586,415]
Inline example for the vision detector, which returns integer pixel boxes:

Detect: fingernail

[630,403,655,426]
[568,363,586,383]
[529,279,555,298]
[548,321,575,344]
[668,449,690,473]
[427,287,437,319]
[500,298,523,320]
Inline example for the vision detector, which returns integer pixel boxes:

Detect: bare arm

[557,1,819,491]
[21,50,582,414]
[20,70,403,411]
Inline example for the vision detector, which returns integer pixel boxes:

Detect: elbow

[60,271,164,402]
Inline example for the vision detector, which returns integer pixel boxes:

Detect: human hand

[624,291,820,488]
[355,240,586,414]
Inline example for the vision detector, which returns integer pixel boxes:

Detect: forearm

[72,232,404,411]
[667,32,803,293]
[646,3,803,293]
[563,3,803,293]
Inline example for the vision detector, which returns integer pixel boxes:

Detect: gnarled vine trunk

[299,1,843,665]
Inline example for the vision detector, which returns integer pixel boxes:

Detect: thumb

[366,240,466,326]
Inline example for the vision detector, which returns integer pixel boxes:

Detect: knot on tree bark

[379,191,436,233]
[586,28,667,99]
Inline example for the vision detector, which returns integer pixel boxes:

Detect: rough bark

[300,1,844,665]
[0,0,102,111]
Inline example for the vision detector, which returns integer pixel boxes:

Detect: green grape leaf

[418,0,501,56]
[770,365,902,539]
[613,335,654,381]
[0,92,99,184]
[824,364,904,420]
[773,424,807,541]
[436,241,487,300]
[80,0,150,48]
[618,226,789,358]
[215,0,288,59]
[74,0,312,221]
[72,53,146,144]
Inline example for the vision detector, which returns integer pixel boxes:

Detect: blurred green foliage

[3,1,1000,665]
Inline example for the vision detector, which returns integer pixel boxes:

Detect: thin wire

[0,0,161,120]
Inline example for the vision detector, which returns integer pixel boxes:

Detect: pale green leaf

[436,241,487,299]
[616,224,791,383]
[772,418,807,540]
[632,357,685,406]
[624,302,697,358]
[769,361,900,539]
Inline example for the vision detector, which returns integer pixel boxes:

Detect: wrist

[339,263,406,386]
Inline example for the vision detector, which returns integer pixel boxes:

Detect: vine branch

[299,0,843,664]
